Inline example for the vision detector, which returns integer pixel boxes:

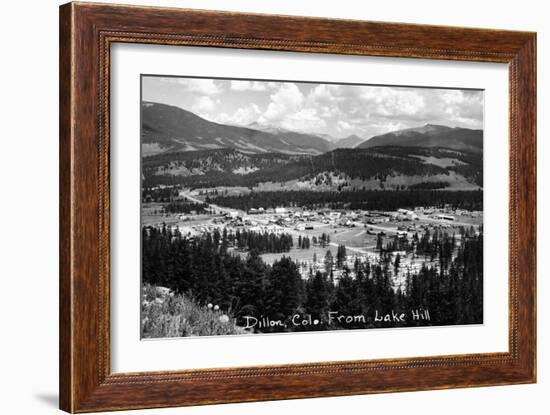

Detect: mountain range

[142,101,482,157]
[142,102,331,156]
[141,101,483,191]
[357,124,483,154]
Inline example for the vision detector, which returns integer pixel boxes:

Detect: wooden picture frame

[59,2,536,412]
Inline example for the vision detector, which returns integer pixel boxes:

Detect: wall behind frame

[0,0,546,415]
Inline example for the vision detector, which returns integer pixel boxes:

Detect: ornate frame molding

[60,2,536,412]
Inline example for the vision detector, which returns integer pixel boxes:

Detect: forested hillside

[142,225,483,333]
[143,147,482,190]
[357,124,483,154]
[208,189,483,211]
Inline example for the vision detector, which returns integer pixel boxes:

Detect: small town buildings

[406,211,419,221]
[328,211,342,219]
[436,214,455,221]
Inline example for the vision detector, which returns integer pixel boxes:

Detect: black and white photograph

[140,76,484,338]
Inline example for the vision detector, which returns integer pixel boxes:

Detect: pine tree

[305,272,330,321]
[266,256,304,323]
[324,250,334,276]
[394,253,401,275]
[336,244,347,269]
[376,234,383,252]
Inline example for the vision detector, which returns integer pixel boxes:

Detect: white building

[328,211,341,219]
[406,211,419,221]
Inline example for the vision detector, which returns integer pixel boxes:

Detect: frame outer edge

[509,33,537,383]
[59,2,74,413]
[59,2,75,413]
[70,2,103,412]
[532,33,537,383]
[59,2,537,412]
[520,33,537,382]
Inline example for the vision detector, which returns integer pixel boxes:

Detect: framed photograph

[59,2,536,412]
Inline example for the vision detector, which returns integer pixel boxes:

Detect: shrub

[141,284,247,338]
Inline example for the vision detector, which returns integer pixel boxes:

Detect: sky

[142,76,484,139]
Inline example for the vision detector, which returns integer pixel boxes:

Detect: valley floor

[143,188,482,289]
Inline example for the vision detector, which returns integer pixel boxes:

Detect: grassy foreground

[141,284,247,338]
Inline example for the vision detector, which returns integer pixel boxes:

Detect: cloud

[309,84,342,104]
[440,90,483,125]
[337,120,353,131]
[214,81,482,137]
[230,80,275,92]
[302,84,483,137]
[215,104,262,126]
[260,83,304,123]
[192,96,216,114]
[361,87,426,117]
[160,77,223,95]
[149,76,483,137]
[279,107,327,132]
